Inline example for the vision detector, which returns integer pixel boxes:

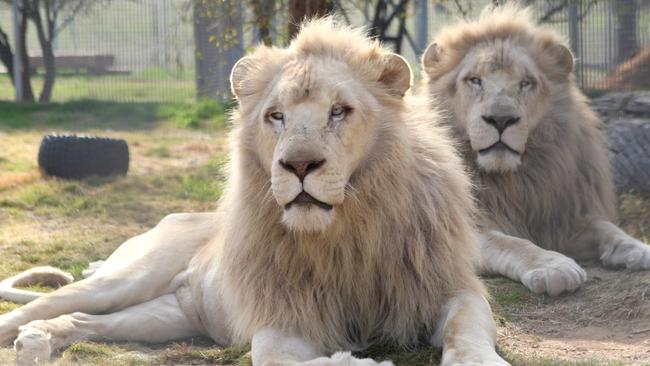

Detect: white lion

[420,5,650,296]
[0,19,508,366]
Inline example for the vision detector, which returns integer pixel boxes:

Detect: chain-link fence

[530,0,650,92]
[0,0,648,103]
[354,0,650,93]
[0,0,195,102]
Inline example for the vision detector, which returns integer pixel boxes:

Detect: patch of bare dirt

[128,132,227,176]
[496,266,650,364]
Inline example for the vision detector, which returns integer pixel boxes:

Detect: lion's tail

[0,267,74,304]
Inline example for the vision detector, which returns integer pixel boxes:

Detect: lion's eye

[520,79,533,89]
[269,112,284,121]
[330,105,348,121]
[468,77,482,86]
[266,111,284,125]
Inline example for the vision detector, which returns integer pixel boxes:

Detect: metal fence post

[568,3,581,86]
[12,0,23,103]
[415,0,428,54]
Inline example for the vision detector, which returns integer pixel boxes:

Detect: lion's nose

[279,158,326,181]
[482,115,520,134]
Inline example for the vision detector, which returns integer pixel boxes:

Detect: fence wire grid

[0,0,648,103]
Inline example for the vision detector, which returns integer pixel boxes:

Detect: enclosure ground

[0,101,648,365]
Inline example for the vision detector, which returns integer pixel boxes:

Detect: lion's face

[261,58,379,233]
[231,49,411,233]
[422,40,573,173]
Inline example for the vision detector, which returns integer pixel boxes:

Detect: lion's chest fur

[461,106,616,252]
[196,114,482,352]
[215,219,447,351]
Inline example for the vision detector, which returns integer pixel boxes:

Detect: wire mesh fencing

[0,0,195,103]
[389,0,650,93]
[0,0,648,103]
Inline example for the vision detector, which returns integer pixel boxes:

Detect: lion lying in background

[0,19,509,366]
[421,5,650,296]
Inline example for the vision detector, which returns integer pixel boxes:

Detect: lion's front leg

[251,328,393,366]
[479,230,587,296]
[432,291,509,366]
[575,220,650,270]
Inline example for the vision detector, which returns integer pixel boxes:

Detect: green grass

[0,99,229,132]
[158,98,230,129]
[501,352,628,366]
[0,99,647,365]
[619,191,650,242]
[0,73,194,103]
[485,277,544,323]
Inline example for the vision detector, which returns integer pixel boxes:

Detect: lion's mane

[197,19,484,352]
[422,5,616,253]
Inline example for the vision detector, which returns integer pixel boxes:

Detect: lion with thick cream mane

[421,5,650,297]
[0,19,508,366]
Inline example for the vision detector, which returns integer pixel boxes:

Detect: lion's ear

[548,44,574,78]
[378,53,412,97]
[421,42,442,73]
[230,56,257,99]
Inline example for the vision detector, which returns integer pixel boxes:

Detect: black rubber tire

[38,134,129,179]
[607,119,650,195]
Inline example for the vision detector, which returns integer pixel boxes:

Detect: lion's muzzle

[481,115,520,135]
[285,191,333,211]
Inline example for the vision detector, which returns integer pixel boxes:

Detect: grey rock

[624,92,650,117]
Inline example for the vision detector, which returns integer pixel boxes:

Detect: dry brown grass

[0,101,648,365]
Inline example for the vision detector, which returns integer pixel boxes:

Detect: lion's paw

[451,360,510,366]
[14,322,53,366]
[601,238,650,271]
[521,252,586,296]
[442,350,510,366]
[329,352,394,366]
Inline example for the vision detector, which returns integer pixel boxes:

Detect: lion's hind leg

[0,212,218,346]
[14,293,203,366]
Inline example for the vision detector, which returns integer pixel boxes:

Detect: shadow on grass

[0,99,231,132]
[0,100,165,131]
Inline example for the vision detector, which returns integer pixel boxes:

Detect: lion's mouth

[285,191,333,211]
[478,141,520,155]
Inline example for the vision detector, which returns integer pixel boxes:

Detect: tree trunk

[367,0,410,53]
[616,0,638,63]
[18,5,35,102]
[253,0,275,46]
[30,0,56,102]
[0,26,14,85]
[193,0,244,100]
[287,0,330,40]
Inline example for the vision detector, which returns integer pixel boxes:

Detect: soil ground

[0,101,648,365]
